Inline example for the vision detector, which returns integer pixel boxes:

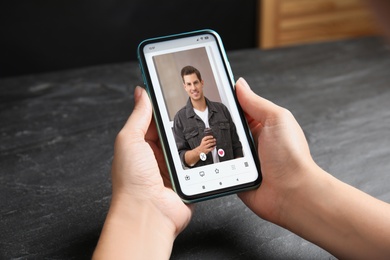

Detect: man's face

[183,73,204,101]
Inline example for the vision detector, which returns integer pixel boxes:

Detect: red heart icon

[218,149,225,157]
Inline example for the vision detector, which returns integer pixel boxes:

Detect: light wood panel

[259,0,380,48]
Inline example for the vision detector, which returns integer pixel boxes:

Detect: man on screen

[173,65,243,168]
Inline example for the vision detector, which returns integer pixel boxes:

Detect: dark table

[1,36,390,259]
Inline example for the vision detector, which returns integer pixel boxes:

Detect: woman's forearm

[93,194,176,260]
[279,164,390,259]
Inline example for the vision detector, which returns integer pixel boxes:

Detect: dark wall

[0,0,257,78]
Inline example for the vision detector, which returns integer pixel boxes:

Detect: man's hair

[181,65,202,82]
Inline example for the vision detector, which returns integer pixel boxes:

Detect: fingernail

[238,77,251,90]
[134,86,143,101]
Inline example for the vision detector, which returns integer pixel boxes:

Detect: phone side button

[138,64,147,86]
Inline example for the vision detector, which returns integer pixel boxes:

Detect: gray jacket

[173,97,243,168]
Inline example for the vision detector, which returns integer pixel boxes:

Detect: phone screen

[137,29,261,203]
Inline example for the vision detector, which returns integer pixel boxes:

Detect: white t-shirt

[194,107,219,163]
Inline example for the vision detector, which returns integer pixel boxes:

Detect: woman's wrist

[93,192,176,259]
[276,161,330,230]
[276,161,390,258]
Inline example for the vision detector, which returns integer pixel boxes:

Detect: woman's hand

[235,77,316,223]
[93,86,192,260]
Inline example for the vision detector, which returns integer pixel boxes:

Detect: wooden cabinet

[258,0,380,48]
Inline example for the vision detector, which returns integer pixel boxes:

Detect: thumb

[236,77,283,125]
[121,86,153,139]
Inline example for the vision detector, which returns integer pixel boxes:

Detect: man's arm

[221,104,243,158]
[183,135,216,166]
[173,113,194,167]
[173,112,216,167]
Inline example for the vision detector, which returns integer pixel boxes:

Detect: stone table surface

[1,36,390,259]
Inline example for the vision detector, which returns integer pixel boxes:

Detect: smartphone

[137,29,261,203]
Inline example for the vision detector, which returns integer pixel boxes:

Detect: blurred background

[0,0,381,78]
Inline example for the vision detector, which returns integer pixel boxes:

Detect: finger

[121,86,152,139]
[145,116,170,182]
[203,136,212,141]
[236,77,283,125]
[145,114,159,143]
[208,140,215,147]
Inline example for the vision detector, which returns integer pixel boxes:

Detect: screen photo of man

[173,66,243,168]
